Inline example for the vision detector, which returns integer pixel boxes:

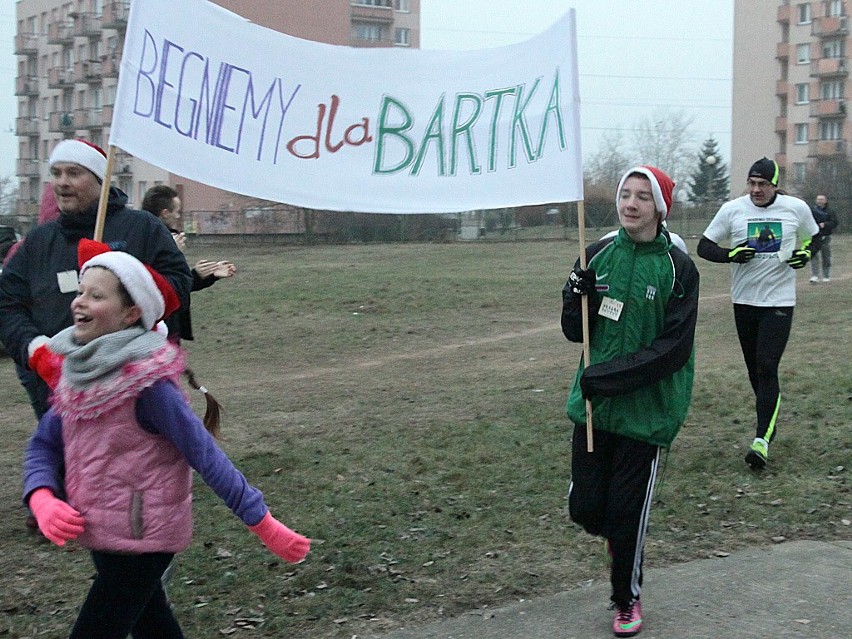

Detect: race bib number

[598,296,623,322]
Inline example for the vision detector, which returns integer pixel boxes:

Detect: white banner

[110,0,583,213]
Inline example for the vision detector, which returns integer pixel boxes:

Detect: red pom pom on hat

[77,238,111,268]
[143,265,180,321]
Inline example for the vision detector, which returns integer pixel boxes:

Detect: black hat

[748,157,779,186]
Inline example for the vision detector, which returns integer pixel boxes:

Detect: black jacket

[0,187,192,367]
[811,205,838,238]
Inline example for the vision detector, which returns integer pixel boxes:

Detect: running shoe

[612,599,643,637]
[745,437,768,469]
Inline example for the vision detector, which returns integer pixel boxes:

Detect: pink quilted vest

[52,344,194,553]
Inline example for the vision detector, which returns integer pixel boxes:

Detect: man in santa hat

[0,138,191,422]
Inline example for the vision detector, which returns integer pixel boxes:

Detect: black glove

[579,369,597,400]
[785,248,811,269]
[727,242,756,263]
[568,267,596,296]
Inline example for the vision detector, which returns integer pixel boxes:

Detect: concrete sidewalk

[370,540,852,639]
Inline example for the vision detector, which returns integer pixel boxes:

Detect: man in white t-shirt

[697,157,820,469]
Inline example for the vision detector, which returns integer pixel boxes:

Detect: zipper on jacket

[130,491,144,539]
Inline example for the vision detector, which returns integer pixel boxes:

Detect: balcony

[102,52,121,78]
[102,1,131,29]
[777,4,791,24]
[810,98,846,117]
[49,110,77,134]
[775,115,788,133]
[15,116,40,136]
[48,66,75,89]
[75,107,107,130]
[776,42,790,60]
[14,33,38,55]
[810,57,848,78]
[809,138,847,157]
[115,151,134,176]
[350,1,394,23]
[75,59,103,84]
[349,37,395,47]
[17,157,41,178]
[48,20,75,45]
[811,15,847,37]
[17,198,40,220]
[776,79,789,96]
[72,12,101,38]
[15,75,40,96]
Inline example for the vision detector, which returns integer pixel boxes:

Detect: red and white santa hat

[49,139,108,182]
[616,166,675,219]
[77,239,180,331]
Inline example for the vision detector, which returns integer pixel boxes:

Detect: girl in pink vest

[23,240,310,639]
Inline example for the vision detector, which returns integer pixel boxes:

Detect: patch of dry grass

[1,236,849,638]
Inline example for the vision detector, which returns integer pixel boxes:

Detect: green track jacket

[562,228,699,448]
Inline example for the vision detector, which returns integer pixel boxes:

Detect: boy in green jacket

[561,166,699,637]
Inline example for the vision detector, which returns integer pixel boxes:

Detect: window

[797,43,811,64]
[796,83,810,103]
[827,0,843,17]
[138,182,148,204]
[394,27,410,46]
[352,0,389,6]
[798,3,812,23]
[352,22,387,41]
[796,122,809,143]
[394,0,411,10]
[822,38,844,58]
[820,120,842,138]
[793,162,807,182]
[821,80,844,99]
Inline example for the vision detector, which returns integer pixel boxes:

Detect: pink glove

[248,512,310,563]
[28,344,64,390]
[28,488,85,547]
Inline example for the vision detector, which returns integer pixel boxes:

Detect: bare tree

[585,129,633,187]
[0,175,19,220]
[630,108,696,189]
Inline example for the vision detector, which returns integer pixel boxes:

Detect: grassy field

[1,235,850,638]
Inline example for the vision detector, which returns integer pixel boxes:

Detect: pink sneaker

[612,599,643,637]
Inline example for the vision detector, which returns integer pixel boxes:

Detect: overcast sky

[0,0,733,181]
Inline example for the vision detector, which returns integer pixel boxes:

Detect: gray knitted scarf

[50,326,167,389]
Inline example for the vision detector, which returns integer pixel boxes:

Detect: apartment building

[14,0,420,228]
[733,0,848,195]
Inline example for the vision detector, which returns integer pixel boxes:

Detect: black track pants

[568,423,660,607]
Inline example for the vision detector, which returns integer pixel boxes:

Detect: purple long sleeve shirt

[23,379,267,526]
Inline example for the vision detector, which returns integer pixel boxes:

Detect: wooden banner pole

[576,200,594,453]
[92,145,117,242]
